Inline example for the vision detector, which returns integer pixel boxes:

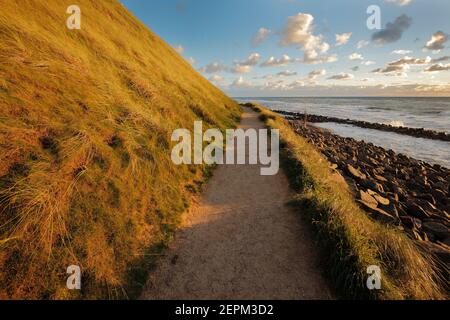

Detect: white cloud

[432,56,450,63]
[236,53,261,66]
[372,56,432,76]
[253,28,271,46]
[209,74,224,83]
[231,76,253,88]
[277,70,298,77]
[327,73,354,80]
[361,60,376,66]
[224,82,450,96]
[357,40,369,49]
[187,57,196,65]
[391,49,412,55]
[199,62,225,73]
[335,32,352,46]
[372,65,408,76]
[308,69,326,81]
[413,84,450,93]
[289,80,306,88]
[372,14,412,44]
[424,63,450,72]
[174,45,185,54]
[228,53,261,74]
[389,56,432,66]
[280,13,316,47]
[349,53,364,60]
[263,78,309,91]
[302,54,338,65]
[263,79,289,91]
[280,12,334,64]
[258,70,298,79]
[261,55,292,67]
[385,0,412,6]
[424,31,448,53]
[231,64,252,74]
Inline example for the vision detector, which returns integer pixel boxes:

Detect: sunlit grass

[0,0,240,299]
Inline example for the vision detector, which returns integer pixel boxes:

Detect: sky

[120,0,450,97]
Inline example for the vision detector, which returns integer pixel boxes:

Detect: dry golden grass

[250,103,447,300]
[0,0,240,299]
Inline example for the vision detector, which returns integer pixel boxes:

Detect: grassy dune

[0,0,240,299]
[249,103,446,300]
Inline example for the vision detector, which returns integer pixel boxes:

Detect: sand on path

[142,108,332,299]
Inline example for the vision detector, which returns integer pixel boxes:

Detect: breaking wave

[386,120,405,128]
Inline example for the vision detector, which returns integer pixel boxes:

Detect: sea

[237,97,450,168]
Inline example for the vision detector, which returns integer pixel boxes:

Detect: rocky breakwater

[274,110,450,142]
[290,120,450,267]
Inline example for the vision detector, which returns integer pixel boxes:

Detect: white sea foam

[387,120,405,128]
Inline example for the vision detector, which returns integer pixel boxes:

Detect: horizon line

[232,96,450,99]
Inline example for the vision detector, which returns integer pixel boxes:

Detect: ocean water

[240,97,450,133]
[314,123,450,168]
[238,97,450,168]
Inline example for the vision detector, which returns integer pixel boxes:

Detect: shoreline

[274,110,450,142]
[290,120,450,266]
[250,103,447,299]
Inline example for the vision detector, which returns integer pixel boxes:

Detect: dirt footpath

[142,108,333,300]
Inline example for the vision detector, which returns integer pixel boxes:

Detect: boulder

[357,200,396,223]
[397,205,409,217]
[329,161,338,168]
[346,164,367,180]
[421,231,435,242]
[406,202,432,220]
[416,199,438,215]
[379,203,398,218]
[360,179,384,194]
[411,229,423,241]
[374,174,388,182]
[387,192,399,202]
[417,193,436,205]
[357,190,378,207]
[440,237,450,248]
[391,185,407,201]
[357,199,377,211]
[373,194,390,206]
[431,188,447,205]
[400,216,422,230]
[434,181,446,190]
[370,207,397,224]
[422,222,449,240]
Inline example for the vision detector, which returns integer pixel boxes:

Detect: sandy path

[142,108,332,300]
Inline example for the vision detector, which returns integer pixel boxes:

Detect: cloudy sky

[121,0,450,97]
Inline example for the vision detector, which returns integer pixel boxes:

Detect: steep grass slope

[0,0,240,299]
